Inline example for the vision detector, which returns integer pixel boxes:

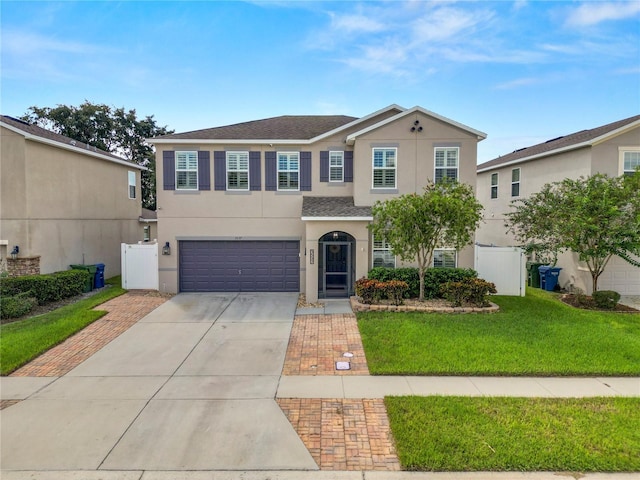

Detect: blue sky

[2,0,639,163]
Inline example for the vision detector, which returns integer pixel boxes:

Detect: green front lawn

[358,288,640,376]
[386,396,640,471]
[0,277,126,375]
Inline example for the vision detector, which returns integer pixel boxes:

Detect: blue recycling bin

[94,263,105,288]
[539,266,562,291]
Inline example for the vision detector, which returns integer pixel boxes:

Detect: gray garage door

[179,240,300,292]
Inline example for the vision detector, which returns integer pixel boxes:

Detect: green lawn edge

[358,288,640,376]
[0,277,126,375]
[385,396,640,472]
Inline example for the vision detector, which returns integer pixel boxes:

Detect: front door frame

[318,231,356,299]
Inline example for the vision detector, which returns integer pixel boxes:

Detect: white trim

[347,106,487,145]
[148,104,408,146]
[372,147,397,189]
[329,150,344,183]
[276,151,300,192]
[301,216,373,221]
[434,146,459,183]
[477,119,640,173]
[226,151,250,191]
[490,172,499,199]
[619,147,640,176]
[128,171,136,199]
[433,248,458,268]
[511,167,521,197]
[0,120,146,170]
[175,151,199,191]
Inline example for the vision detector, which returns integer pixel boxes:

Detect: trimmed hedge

[355,278,409,305]
[592,290,621,310]
[0,270,90,305]
[440,277,498,307]
[368,267,477,299]
[0,292,38,319]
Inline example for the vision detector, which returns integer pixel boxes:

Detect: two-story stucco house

[150,105,486,302]
[0,115,146,278]
[476,115,640,295]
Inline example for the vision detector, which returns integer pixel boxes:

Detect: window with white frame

[175,151,198,190]
[278,152,299,190]
[372,148,396,188]
[226,151,249,190]
[372,236,395,268]
[128,171,136,199]
[435,147,459,183]
[433,249,457,268]
[329,151,344,182]
[490,172,498,199]
[623,151,640,176]
[511,168,521,197]
[143,225,150,242]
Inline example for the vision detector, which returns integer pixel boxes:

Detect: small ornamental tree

[505,171,640,293]
[369,181,484,301]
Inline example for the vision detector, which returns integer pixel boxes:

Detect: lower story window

[143,225,150,242]
[373,237,395,268]
[433,249,457,268]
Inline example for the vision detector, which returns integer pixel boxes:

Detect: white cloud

[565,1,640,27]
[329,12,386,34]
[411,7,493,43]
[493,77,540,90]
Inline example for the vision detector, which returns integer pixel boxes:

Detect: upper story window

[372,148,397,189]
[490,172,498,199]
[435,147,458,183]
[128,171,136,199]
[433,249,457,268]
[176,151,198,190]
[278,152,299,191]
[511,168,521,197]
[226,151,249,190]
[623,150,640,176]
[372,236,395,268]
[329,151,344,182]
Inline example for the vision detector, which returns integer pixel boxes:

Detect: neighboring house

[150,104,486,301]
[476,115,640,295]
[139,208,158,242]
[0,115,144,278]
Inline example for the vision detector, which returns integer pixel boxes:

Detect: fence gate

[474,245,526,296]
[121,242,159,290]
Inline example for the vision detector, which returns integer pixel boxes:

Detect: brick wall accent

[6,256,41,277]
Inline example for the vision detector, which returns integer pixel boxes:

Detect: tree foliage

[505,171,640,292]
[369,181,484,300]
[21,101,173,210]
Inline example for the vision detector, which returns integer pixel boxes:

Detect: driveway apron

[0,292,318,471]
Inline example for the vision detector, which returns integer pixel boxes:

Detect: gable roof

[0,115,143,170]
[477,114,640,173]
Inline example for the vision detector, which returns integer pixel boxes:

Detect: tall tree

[505,172,640,293]
[369,181,484,301]
[21,101,173,210]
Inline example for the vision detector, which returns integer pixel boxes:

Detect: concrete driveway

[1,292,318,471]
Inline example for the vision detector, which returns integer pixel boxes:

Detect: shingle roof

[156,115,358,141]
[140,208,157,220]
[302,196,372,218]
[477,115,640,171]
[0,115,136,165]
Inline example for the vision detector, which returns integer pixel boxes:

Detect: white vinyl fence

[121,242,159,290]
[474,245,526,296]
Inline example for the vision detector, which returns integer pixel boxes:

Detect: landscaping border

[350,296,499,313]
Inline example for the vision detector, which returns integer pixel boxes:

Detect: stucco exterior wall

[0,126,142,277]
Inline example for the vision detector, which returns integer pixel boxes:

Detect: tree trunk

[592,272,598,294]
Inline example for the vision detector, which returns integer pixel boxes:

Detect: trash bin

[526,262,545,288]
[70,264,97,292]
[539,266,562,291]
[94,263,105,289]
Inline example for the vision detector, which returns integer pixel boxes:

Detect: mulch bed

[560,294,639,313]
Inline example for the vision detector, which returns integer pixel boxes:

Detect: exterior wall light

[10,245,19,259]
[162,242,171,255]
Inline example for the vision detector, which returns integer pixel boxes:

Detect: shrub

[368,267,477,299]
[0,270,90,305]
[592,290,621,310]
[383,280,409,306]
[0,292,38,319]
[440,278,497,307]
[355,278,384,304]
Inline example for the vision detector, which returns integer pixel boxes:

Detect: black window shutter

[214,151,226,191]
[300,151,312,191]
[198,151,210,190]
[265,151,277,191]
[344,151,354,182]
[163,151,175,190]
[249,151,261,191]
[320,151,329,182]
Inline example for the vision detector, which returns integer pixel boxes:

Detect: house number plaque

[310,249,314,265]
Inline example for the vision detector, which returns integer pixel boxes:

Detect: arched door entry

[318,231,355,298]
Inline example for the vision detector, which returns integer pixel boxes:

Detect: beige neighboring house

[150,104,486,301]
[139,208,158,243]
[0,115,145,278]
[476,115,640,295]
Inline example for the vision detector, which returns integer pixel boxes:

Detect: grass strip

[0,277,126,375]
[358,288,640,376]
[385,396,640,472]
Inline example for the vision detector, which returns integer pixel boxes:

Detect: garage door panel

[180,240,300,292]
